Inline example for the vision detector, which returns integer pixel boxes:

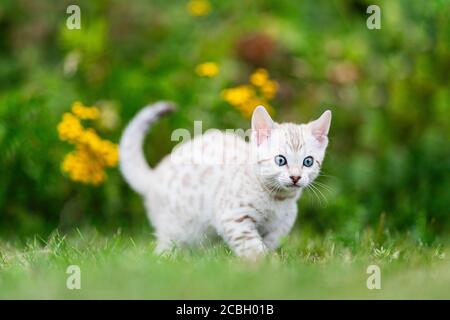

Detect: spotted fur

[120,103,331,260]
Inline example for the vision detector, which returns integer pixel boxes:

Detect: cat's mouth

[287,183,301,189]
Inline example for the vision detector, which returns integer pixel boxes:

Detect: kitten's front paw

[237,241,268,262]
[242,251,266,263]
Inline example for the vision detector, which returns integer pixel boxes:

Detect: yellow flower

[195,62,220,77]
[221,85,255,106]
[57,113,84,142]
[58,101,119,186]
[62,147,106,185]
[71,101,100,120]
[250,68,269,87]
[222,69,278,118]
[98,140,119,167]
[238,98,274,119]
[261,80,278,99]
[187,0,211,17]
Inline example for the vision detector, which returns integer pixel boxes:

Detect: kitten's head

[251,105,331,193]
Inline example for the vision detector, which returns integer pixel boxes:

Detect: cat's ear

[251,105,274,146]
[309,110,332,143]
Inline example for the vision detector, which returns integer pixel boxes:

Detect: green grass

[1,229,449,299]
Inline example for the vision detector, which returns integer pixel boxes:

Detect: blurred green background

[0,0,449,242]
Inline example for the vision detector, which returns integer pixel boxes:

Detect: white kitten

[120,102,331,259]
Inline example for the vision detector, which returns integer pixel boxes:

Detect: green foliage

[0,0,449,239]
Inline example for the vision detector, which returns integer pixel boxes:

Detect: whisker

[312,181,335,193]
[308,183,328,206]
[261,179,280,196]
[305,185,321,206]
[314,185,328,203]
[318,172,337,180]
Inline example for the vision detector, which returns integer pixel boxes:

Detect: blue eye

[303,156,314,167]
[274,155,287,166]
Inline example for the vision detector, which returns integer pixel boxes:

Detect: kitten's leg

[154,238,174,255]
[218,210,267,260]
[154,228,179,256]
[262,213,297,250]
[262,228,288,250]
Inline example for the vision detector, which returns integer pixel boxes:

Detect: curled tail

[119,101,176,195]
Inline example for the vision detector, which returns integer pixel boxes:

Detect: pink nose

[290,176,301,184]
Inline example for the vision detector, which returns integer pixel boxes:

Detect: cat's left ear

[309,110,332,143]
[252,105,274,146]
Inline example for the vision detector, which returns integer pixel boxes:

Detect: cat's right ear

[251,105,274,146]
[308,110,332,144]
